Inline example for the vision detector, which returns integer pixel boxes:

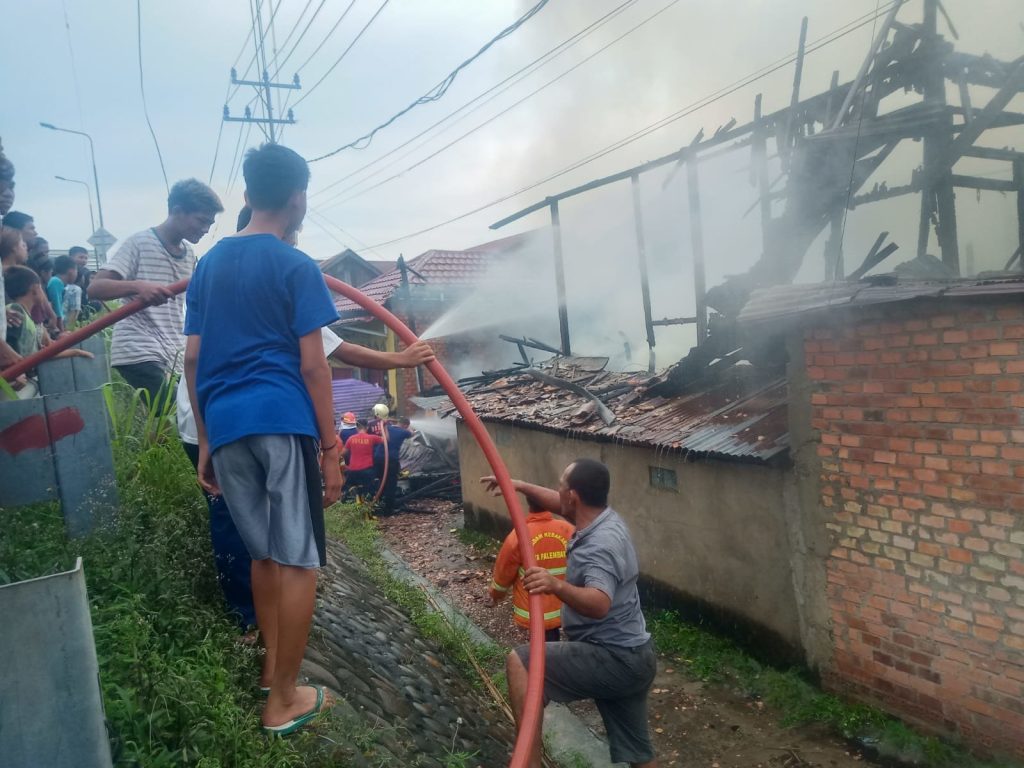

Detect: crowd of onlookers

[1,139,98,387]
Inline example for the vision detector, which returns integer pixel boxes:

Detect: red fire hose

[1,274,547,767]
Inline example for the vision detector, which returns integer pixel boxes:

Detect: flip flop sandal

[262,685,329,736]
[259,686,271,697]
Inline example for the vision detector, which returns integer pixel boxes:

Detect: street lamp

[39,122,105,229]
[54,175,96,235]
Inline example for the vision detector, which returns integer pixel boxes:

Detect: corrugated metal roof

[452,364,789,464]
[740,276,1024,324]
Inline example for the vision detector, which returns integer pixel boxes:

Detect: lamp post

[54,175,96,235]
[39,122,105,229]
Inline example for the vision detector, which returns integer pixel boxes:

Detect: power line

[310,0,639,201]
[354,1,899,251]
[319,0,678,209]
[60,0,87,131]
[275,0,359,136]
[209,118,225,184]
[284,0,356,79]
[292,0,390,110]
[309,0,551,162]
[137,0,169,193]
[268,0,327,81]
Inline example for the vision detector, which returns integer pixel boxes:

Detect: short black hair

[30,256,53,277]
[527,496,545,513]
[356,419,368,429]
[53,255,76,275]
[243,143,309,210]
[68,245,88,256]
[168,179,223,215]
[399,417,411,427]
[566,458,610,508]
[4,264,39,299]
[3,211,33,230]
[236,205,252,232]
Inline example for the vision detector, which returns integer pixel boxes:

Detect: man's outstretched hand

[398,340,435,368]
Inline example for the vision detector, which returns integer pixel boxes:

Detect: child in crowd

[4,265,92,395]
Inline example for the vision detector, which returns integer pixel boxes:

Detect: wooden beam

[686,152,708,345]
[951,174,1017,192]
[962,146,1024,162]
[630,174,656,372]
[549,201,571,356]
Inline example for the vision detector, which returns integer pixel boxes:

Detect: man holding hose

[482,459,658,768]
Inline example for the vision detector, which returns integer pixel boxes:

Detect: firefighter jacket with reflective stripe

[489,511,575,630]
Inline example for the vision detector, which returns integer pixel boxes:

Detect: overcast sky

[2,0,1020,286]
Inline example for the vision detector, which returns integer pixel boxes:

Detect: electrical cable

[136,0,169,193]
[60,0,87,132]
[285,0,357,79]
[275,0,360,134]
[352,1,900,250]
[308,0,551,161]
[310,0,639,201]
[292,0,390,110]
[209,118,225,184]
[319,0,894,211]
[319,0,679,209]
[268,0,326,80]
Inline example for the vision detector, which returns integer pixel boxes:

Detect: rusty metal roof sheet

[740,275,1024,325]
[453,364,789,464]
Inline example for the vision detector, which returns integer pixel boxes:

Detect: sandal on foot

[262,685,330,736]
[259,685,271,697]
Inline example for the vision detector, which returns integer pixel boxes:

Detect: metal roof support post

[686,153,708,345]
[549,200,571,356]
[630,174,656,372]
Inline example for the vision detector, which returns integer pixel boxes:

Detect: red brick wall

[806,300,1024,757]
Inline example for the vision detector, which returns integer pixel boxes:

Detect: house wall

[457,421,804,652]
[795,298,1024,757]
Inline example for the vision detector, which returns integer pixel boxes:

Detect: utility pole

[222,7,300,143]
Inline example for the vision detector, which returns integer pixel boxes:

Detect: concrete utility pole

[222,5,300,143]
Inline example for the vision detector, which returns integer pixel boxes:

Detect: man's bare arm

[300,331,342,505]
[522,567,612,619]
[480,476,561,514]
[331,340,434,370]
[87,269,174,305]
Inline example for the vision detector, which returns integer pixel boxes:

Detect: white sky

[2,0,1021,288]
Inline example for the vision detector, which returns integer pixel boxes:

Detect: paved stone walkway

[300,539,516,767]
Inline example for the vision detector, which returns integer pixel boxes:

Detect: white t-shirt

[106,229,195,372]
[177,326,343,445]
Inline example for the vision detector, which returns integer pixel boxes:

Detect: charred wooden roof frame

[489,0,1024,393]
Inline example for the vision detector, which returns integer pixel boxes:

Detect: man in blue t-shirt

[184,143,339,737]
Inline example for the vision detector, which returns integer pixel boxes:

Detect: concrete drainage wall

[0,557,112,768]
[0,335,117,536]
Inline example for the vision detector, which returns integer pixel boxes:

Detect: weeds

[649,610,1017,768]
[454,527,500,555]
[325,504,507,685]
[0,384,329,766]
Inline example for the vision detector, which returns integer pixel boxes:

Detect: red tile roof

[333,246,512,319]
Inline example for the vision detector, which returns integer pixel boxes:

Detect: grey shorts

[211,434,325,568]
[516,639,657,764]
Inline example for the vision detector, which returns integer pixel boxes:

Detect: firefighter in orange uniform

[488,496,575,641]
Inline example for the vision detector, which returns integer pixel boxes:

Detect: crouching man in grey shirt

[482,458,658,768]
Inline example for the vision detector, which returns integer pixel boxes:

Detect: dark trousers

[115,361,172,412]
[373,456,402,515]
[343,468,376,498]
[182,441,256,630]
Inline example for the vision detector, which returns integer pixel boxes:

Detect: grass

[649,610,1019,768]
[454,526,501,555]
[0,379,333,767]
[325,503,507,682]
